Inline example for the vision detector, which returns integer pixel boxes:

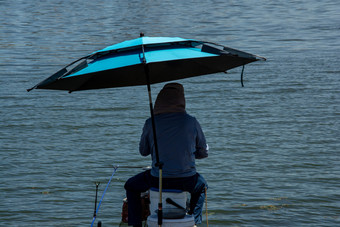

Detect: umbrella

[28,34,265,92]
[28,33,265,225]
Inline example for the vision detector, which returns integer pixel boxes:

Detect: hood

[154,83,186,115]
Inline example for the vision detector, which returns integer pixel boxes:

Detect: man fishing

[124,83,208,227]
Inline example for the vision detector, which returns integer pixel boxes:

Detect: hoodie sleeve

[194,119,209,159]
[139,119,152,156]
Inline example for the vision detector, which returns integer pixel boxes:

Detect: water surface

[0,1,339,226]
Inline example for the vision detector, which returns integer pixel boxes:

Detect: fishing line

[205,187,209,227]
[90,165,119,227]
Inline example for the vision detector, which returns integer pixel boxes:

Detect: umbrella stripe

[92,37,196,54]
[65,47,217,78]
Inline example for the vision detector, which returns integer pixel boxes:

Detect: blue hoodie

[139,112,208,178]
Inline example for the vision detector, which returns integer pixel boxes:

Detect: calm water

[1,0,339,226]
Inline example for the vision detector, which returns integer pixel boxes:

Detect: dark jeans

[124,170,207,226]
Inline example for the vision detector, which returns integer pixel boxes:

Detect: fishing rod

[97,165,151,169]
[93,182,100,218]
[91,165,119,227]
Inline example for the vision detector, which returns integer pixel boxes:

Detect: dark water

[1,0,339,226]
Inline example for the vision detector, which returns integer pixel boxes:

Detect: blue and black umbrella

[28,34,265,225]
[28,34,264,92]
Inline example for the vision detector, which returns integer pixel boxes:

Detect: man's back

[139,112,208,178]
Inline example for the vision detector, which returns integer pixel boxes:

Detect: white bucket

[149,188,187,215]
[147,188,194,227]
[147,214,195,227]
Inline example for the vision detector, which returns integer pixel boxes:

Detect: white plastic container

[147,214,195,227]
[148,188,194,227]
[149,188,187,215]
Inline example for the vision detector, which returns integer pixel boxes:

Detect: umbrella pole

[144,64,163,227]
[141,36,163,225]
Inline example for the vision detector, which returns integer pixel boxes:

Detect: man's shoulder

[154,112,198,122]
[183,112,197,121]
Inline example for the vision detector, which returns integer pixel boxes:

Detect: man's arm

[139,119,151,156]
[194,120,208,159]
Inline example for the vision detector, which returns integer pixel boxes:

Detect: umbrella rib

[204,41,267,61]
[27,56,88,92]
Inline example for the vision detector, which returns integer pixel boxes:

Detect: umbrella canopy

[28,35,265,92]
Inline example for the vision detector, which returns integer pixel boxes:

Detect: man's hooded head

[154,83,186,115]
